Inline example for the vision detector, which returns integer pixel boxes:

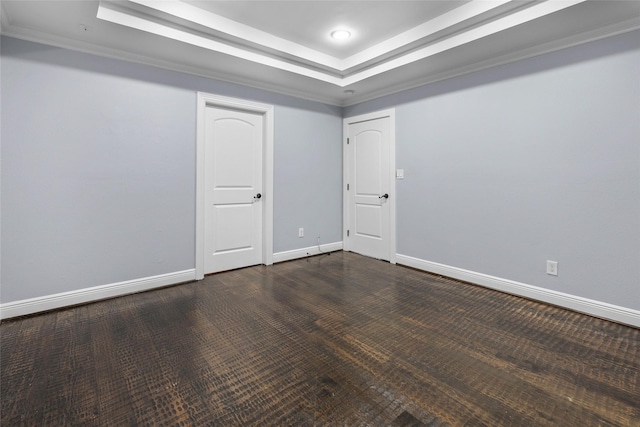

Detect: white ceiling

[184,1,469,58]
[2,1,639,106]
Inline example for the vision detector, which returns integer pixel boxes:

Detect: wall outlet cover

[546,260,558,276]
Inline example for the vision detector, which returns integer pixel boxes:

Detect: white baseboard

[0,269,196,320]
[396,254,640,329]
[5,254,637,329]
[273,241,343,263]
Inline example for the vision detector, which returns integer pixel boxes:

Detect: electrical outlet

[298,227,304,238]
[546,260,558,276]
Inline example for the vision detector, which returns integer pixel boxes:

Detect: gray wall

[3,30,639,312]
[1,36,342,303]
[345,30,640,310]
[274,105,342,251]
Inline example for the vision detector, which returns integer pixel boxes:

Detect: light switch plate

[396,169,404,179]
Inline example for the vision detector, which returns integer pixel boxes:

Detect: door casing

[196,92,274,279]
[343,109,397,264]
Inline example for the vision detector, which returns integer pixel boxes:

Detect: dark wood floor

[2,252,639,426]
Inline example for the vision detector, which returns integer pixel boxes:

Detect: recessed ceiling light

[331,30,351,40]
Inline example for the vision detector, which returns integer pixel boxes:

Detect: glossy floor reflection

[2,252,639,426]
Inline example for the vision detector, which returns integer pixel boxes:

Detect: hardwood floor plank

[90,301,138,426]
[1,312,59,425]
[1,252,638,426]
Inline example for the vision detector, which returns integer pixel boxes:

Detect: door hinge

[347,230,350,237]
[347,138,350,144]
[347,183,349,191]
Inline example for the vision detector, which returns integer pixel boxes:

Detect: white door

[204,106,263,273]
[345,113,394,261]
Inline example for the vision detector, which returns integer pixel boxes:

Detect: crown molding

[0,1,11,32]
[0,24,344,106]
[96,2,345,85]
[97,0,589,87]
[340,0,512,70]
[343,16,640,107]
[129,0,343,69]
[2,4,638,108]
[126,0,512,72]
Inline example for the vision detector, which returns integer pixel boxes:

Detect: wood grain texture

[2,252,638,426]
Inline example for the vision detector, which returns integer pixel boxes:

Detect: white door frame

[343,109,396,264]
[196,92,274,279]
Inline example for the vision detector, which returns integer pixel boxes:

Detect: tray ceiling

[2,1,639,106]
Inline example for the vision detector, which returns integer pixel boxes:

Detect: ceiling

[2,1,639,106]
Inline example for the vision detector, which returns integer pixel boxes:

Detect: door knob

[254,193,262,199]
[379,193,389,199]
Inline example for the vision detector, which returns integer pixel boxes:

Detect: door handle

[379,193,389,199]
[254,193,262,200]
